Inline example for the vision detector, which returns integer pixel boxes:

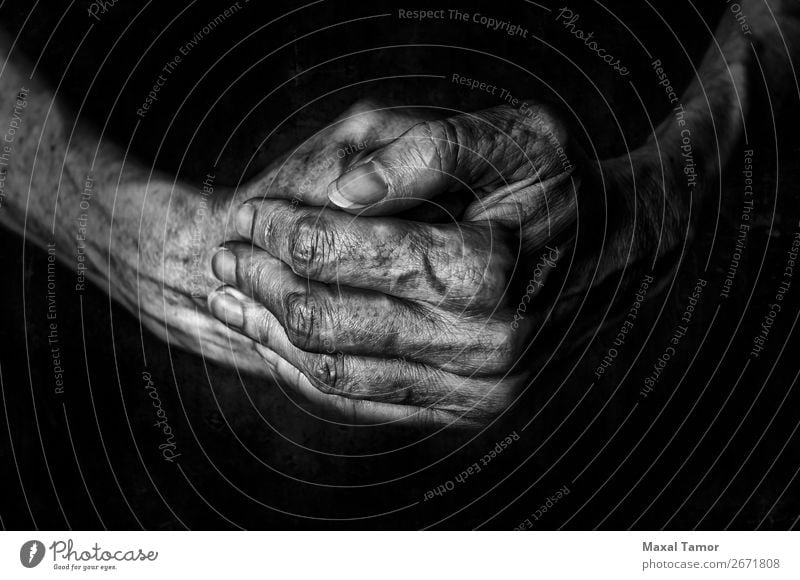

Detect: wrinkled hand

[209,101,583,427]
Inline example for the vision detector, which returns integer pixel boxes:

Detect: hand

[108,175,270,372]
[0,27,284,377]
[232,100,439,208]
[122,101,437,374]
[209,101,583,427]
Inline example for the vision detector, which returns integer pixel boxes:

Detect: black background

[1,0,798,529]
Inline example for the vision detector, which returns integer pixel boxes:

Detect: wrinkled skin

[0,1,793,430]
[205,0,786,428]
[209,100,586,427]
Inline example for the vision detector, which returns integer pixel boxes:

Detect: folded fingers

[234,199,517,311]
[208,286,521,426]
[211,243,522,376]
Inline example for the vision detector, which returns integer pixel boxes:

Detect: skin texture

[0,56,432,379]
[209,101,581,427]
[210,3,800,427]
[0,28,272,374]
[0,1,797,428]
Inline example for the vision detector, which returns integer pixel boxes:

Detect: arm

[210,2,800,427]
[0,27,267,372]
[598,0,800,280]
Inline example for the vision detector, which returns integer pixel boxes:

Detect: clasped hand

[207,100,633,427]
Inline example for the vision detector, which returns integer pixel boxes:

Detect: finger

[208,286,521,427]
[235,101,436,206]
[253,343,450,427]
[211,243,523,376]
[325,104,574,216]
[233,199,517,310]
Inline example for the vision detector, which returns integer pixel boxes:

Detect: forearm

[0,28,266,372]
[597,1,799,273]
[0,30,93,247]
[0,30,159,295]
[653,0,799,189]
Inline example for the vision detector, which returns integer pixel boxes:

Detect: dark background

[1,0,798,529]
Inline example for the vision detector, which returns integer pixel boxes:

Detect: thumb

[326,118,467,215]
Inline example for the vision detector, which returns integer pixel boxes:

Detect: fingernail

[222,286,249,302]
[235,203,255,238]
[208,292,244,330]
[328,161,387,208]
[211,248,237,284]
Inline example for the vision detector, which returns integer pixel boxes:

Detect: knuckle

[461,325,519,376]
[335,100,386,140]
[344,99,382,121]
[477,248,514,305]
[452,261,490,303]
[288,214,331,278]
[306,353,351,397]
[432,226,515,310]
[479,231,516,303]
[237,252,266,294]
[453,253,512,310]
[283,290,327,352]
[529,104,565,137]
[413,120,459,173]
[515,104,572,163]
